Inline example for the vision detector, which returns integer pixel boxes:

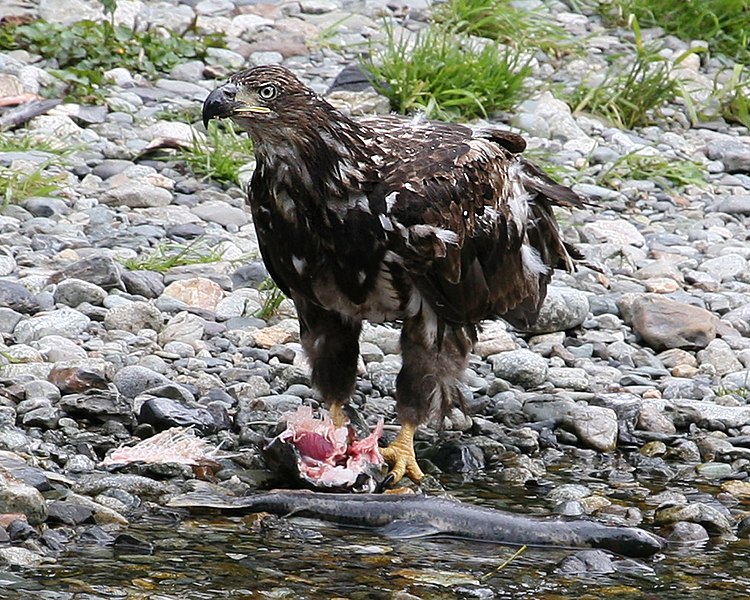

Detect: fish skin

[168,490,664,558]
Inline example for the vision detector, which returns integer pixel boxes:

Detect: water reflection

[2,467,750,599]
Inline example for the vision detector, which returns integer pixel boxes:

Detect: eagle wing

[361,116,581,328]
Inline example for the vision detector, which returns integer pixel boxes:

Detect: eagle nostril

[222,83,238,99]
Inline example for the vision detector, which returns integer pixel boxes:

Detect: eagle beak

[202,83,237,128]
[202,82,271,128]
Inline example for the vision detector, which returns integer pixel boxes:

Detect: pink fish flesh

[270,405,385,489]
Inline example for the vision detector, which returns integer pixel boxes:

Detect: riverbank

[1,0,750,597]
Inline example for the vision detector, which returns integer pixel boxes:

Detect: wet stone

[47,500,94,525]
[0,474,48,525]
[138,397,220,434]
[555,550,616,575]
[432,441,485,473]
[58,391,133,422]
[564,405,618,452]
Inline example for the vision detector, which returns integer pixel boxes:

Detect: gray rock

[33,334,87,361]
[191,200,250,227]
[139,397,220,434]
[251,394,303,413]
[0,473,48,525]
[572,183,625,202]
[170,60,206,82]
[104,302,163,333]
[666,521,709,544]
[708,195,750,215]
[158,311,205,345]
[581,219,645,246]
[24,380,61,403]
[489,350,547,388]
[113,366,173,399]
[720,370,750,393]
[22,404,62,428]
[525,287,589,334]
[673,398,750,429]
[0,308,23,333]
[121,269,166,299]
[563,405,618,452]
[25,196,70,217]
[523,397,576,424]
[618,293,717,351]
[0,248,16,277]
[546,483,592,504]
[653,501,733,536]
[13,307,90,343]
[48,255,123,290]
[0,280,40,314]
[547,367,590,391]
[723,303,750,336]
[58,391,133,421]
[705,138,750,173]
[54,278,108,307]
[662,378,715,401]
[92,159,134,179]
[555,550,616,575]
[697,339,744,376]
[206,47,247,69]
[514,92,593,145]
[0,547,53,568]
[359,341,384,363]
[101,182,172,208]
[698,254,747,281]
[637,403,677,434]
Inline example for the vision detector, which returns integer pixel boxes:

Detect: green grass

[522,147,581,184]
[566,18,699,129]
[177,121,255,186]
[436,0,573,56]
[600,0,750,63]
[597,151,707,191]
[0,132,67,154]
[716,386,750,399]
[120,238,225,273]
[154,105,204,124]
[0,163,65,210]
[0,18,224,103]
[254,278,287,320]
[361,23,531,120]
[716,66,750,129]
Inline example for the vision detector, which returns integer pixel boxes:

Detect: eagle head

[202,66,318,134]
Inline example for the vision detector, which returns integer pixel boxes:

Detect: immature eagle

[203,66,581,484]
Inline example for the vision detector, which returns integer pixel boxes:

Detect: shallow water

[3,467,750,600]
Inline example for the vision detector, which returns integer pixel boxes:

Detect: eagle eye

[258,83,278,101]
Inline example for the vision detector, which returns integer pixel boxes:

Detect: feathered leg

[383,314,473,483]
[296,297,362,428]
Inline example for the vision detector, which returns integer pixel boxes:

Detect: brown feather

[204,65,582,429]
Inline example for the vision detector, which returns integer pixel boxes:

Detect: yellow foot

[329,403,348,428]
[380,423,424,485]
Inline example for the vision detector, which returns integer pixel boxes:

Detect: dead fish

[168,489,665,558]
[101,427,222,469]
[263,405,387,493]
